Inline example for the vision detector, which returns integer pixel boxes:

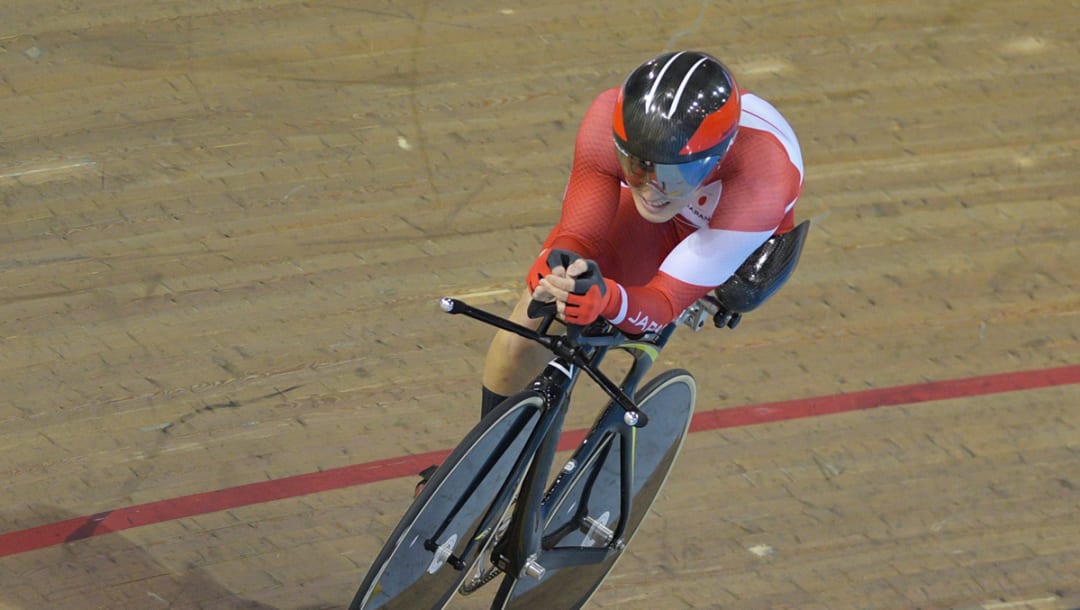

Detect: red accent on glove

[525,248,552,293]
[600,280,624,320]
[564,277,619,325]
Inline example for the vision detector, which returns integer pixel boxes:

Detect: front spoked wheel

[349,393,545,610]
[494,369,696,610]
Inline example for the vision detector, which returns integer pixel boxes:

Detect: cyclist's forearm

[607,272,710,335]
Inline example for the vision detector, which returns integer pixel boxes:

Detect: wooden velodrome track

[1,0,1077,608]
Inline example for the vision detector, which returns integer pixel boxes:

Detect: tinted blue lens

[616,133,734,196]
[667,157,719,192]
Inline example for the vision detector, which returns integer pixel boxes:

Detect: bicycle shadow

[0,504,326,610]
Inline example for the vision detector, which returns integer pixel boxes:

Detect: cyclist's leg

[482,288,550,400]
[414,290,548,496]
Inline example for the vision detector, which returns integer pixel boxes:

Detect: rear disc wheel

[494,369,696,610]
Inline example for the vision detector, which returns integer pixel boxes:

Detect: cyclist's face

[616,142,722,223]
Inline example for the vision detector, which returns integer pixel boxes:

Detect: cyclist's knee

[494,328,545,367]
[483,290,548,393]
[501,290,543,354]
[483,334,543,395]
[507,288,541,326]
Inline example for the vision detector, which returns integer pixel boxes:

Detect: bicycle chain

[460,563,502,594]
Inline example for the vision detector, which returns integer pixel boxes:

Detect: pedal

[424,534,458,574]
[582,511,614,547]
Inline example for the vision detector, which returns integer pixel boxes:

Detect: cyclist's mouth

[631,187,678,216]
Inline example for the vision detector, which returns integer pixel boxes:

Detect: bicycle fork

[496,343,650,581]
[495,359,576,580]
[427,360,578,577]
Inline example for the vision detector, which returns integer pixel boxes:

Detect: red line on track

[2,364,1077,559]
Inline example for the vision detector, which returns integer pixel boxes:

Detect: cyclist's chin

[632,192,687,223]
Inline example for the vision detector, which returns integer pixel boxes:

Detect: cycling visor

[615,137,732,201]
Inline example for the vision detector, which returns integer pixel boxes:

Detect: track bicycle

[350,221,810,610]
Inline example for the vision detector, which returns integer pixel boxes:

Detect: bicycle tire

[492,368,696,610]
[349,392,546,610]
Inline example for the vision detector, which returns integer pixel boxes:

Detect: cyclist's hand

[530,264,564,306]
[536,257,580,304]
[528,248,578,316]
[539,257,618,325]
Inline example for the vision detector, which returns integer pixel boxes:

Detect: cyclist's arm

[598,103,806,333]
[600,228,776,334]
[527,88,623,288]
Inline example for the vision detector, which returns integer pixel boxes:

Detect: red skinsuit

[537,88,805,334]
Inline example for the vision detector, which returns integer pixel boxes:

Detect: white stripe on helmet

[666,56,710,119]
[645,51,684,113]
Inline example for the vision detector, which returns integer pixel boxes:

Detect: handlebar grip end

[440,297,459,313]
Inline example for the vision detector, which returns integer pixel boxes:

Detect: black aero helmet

[613,51,741,201]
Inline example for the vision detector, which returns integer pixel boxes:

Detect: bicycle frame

[354,239,804,608]
[437,297,678,584]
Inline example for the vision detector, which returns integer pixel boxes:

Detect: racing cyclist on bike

[419,50,805,494]
[483,50,804,412]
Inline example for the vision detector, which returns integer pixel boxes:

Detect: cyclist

[482,50,804,411]
[418,50,804,494]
